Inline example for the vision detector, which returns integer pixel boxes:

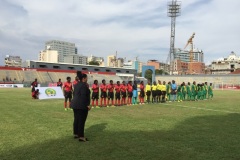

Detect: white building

[211,51,240,74]
[45,40,76,63]
[39,49,58,63]
[64,54,87,65]
[5,55,22,67]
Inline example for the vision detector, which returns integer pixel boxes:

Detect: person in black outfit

[71,72,91,142]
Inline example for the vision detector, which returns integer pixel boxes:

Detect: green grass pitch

[0,88,240,160]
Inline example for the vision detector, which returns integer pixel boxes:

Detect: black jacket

[71,82,90,110]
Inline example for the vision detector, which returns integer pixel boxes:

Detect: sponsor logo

[45,88,57,96]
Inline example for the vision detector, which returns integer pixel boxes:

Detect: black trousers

[73,109,88,137]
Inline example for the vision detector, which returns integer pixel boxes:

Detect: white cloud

[0,0,240,65]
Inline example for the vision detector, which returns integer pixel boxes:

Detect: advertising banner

[0,84,24,88]
[35,87,64,100]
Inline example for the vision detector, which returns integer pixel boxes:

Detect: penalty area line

[162,103,240,114]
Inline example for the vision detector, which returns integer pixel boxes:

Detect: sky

[0,0,240,66]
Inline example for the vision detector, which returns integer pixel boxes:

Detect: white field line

[162,103,240,114]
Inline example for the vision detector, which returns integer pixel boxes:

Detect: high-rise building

[174,48,204,63]
[45,40,76,63]
[64,55,87,65]
[4,55,22,67]
[39,49,58,63]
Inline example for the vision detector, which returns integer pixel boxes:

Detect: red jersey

[73,80,79,86]
[100,84,107,92]
[140,84,144,91]
[57,82,62,87]
[107,84,114,92]
[31,81,38,88]
[115,85,121,93]
[120,84,127,92]
[92,84,99,93]
[127,84,133,92]
[63,82,72,92]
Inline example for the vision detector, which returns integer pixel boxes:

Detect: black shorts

[101,91,107,98]
[161,91,166,96]
[121,91,127,98]
[152,90,157,97]
[140,90,145,97]
[171,89,177,95]
[108,92,114,99]
[128,92,133,97]
[156,90,162,96]
[92,92,99,100]
[64,91,72,99]
[146,91,151,96]
[115,92,120,100]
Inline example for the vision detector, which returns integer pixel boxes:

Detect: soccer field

[0,88,239,160]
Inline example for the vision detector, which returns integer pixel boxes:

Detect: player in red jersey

[57,79,63,88]
[100,79,108,107]
[115,81,121,106]
[73,76,79,89]
[107,80,115,107]
[127,81,133,105]
[62,77,73,111]
[91,80,99,108]
[139,81,145,104]
[31,78,38,98]
[120,81,127,105]
[32,89,39,99]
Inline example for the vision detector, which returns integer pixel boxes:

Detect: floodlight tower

[167,0,181,74]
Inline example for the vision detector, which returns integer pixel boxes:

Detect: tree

[155,69,164,75]
[155,69,169,75]
[88,61,100,66]
[144,70,153,82]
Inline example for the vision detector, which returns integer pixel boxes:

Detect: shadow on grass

[1,114,240,160]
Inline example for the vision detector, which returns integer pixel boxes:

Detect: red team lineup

[57,78,141,110]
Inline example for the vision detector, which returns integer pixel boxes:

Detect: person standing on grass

[63,77,73,111]
[151,81,157,103]
[177,83,183,102]
[139,81,145,104]
[120,81,127,105]
[166,81,172,102]
[171,80,177,102]
[161,81,167,103]
[208,83,213,99]
[132,81,138,105]
[91,80,99,108]
[156,80,162,103]
[191,81,197,101]
[186,82,192,101]
[71,72,91,142]
[115,81,121,106]
[204,82,208,99]
[145,81,151,104]
[73,76,80,88]
[100,79,108,107]
[127,81,133,105]
[57,79,63,88]
[107,80,115,107]
[181,82,187,101]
